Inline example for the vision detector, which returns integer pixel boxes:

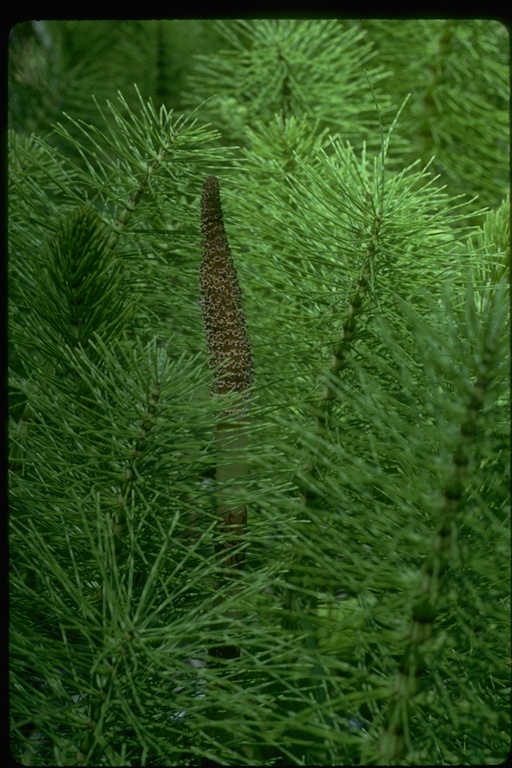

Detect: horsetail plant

[372,278,509,764]
[9,18,509,767]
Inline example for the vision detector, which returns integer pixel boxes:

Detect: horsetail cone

[200,175,253,403]
[200,175,252,581]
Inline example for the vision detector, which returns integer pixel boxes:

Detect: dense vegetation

[9,19,510,766]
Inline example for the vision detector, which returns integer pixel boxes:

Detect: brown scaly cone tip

[200,175,253,403]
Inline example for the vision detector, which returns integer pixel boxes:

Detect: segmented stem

[299,213,381,505]
[377,335,498,763]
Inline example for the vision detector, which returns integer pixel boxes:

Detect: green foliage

[185,19,391,147]
[8,20,222,141]
[9,18,510,767]
[359,20,509,211]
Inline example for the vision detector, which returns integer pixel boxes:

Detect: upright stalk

[199,174,253,659]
